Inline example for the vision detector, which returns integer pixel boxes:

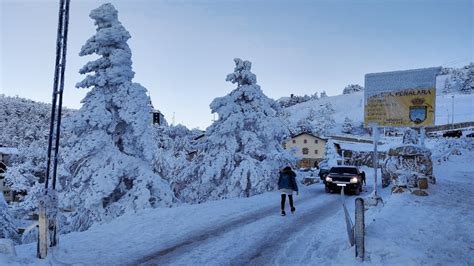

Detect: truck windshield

[329,167,358,174]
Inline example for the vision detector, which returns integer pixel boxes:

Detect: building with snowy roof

[283,133,327,168]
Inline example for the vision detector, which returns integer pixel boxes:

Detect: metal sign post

[372,125,379,197]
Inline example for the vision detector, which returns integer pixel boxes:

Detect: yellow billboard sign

[364,88,435,127]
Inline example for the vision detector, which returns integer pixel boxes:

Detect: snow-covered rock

[381,145,433,188]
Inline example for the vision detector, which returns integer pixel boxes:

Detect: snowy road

[136,185,352,265]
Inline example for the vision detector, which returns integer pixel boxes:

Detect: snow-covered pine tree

[319,139,340,169]
[58,3,173,232]
[342,84,364,94]
[460,63,473,94]
[443,68,465,94]
[295,108,319,135]
[315,102,335,136]
[0,193,19,242]
[342,117,353,134]
[320,91,328,98]
[174,58,296,203]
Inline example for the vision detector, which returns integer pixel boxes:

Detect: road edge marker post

[355,197,365,261]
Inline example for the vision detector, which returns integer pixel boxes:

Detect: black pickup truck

[324,166,363,195]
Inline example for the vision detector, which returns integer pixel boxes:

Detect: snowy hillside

[0,95,74,147]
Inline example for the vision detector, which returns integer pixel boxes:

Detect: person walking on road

[278,166,299,216]
[361,171,366,186]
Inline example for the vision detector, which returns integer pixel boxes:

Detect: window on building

[314,150,318,154]
[315,139,318,144]
[304,139,307,144]
[292,139,296,144]
[302,148,309,155]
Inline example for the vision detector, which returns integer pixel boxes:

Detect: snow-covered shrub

[320,91,328,98]
[342,84,363,95]
[173,58,296,203]
[429,137,474,163]
[403,128,419,145]
[342,117,353,134]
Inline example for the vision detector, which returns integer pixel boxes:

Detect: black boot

[281,194,286,216]
[289,195,295,213]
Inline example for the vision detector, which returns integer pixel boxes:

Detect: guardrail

[425,121,474,133]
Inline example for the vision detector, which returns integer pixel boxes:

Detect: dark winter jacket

[278,168,299,192]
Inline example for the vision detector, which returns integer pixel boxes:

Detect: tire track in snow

[229,196,340,265]
[134,188,324,265]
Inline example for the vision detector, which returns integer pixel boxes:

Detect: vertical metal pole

[420,127,425,147]
[372,126,379,197]
[451,95,454,127]
[52,0,70,191]
[39,0,70,257]
[355,198,365,261]
[44,0,65,193]
[51,0,70,248]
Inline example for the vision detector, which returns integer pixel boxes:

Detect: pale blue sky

[1,0,473,129]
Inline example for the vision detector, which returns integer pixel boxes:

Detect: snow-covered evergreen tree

[315,102,335,136]
[56,3,173,232]
[0,193,18,242]
[152,124,200,184]
[443,68,465,94]
[174,58,296,203]
[320,91,328,98]
[319,139,340,169]
[460,63,474,94]
[311,92,319,100]
[342,117,353,134]
[342,84,364,94]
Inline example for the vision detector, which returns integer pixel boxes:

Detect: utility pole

[38,0,70,259]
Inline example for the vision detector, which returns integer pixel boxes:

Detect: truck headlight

[350,177,358,183]
[325,177,332,182]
